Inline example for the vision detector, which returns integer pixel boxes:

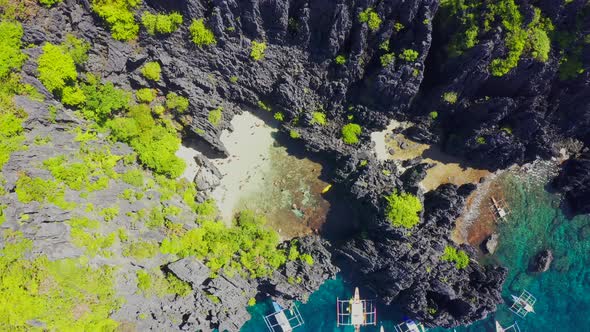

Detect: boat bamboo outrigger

[263,301,304,332]
[509,290,536,318]
[336,287,377,331]
[495,320,521,332]
[394,318,426,332]
[490,196,510,222]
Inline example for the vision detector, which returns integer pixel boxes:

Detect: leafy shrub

[335,55,346,65]
[441,245,469,269]
[358,7,381,31]
[341,123,361,144]
[141,61,161,81]
[91,0,140,41]
[301,254,314,265]
[166,92,189,112]
[289,129,300,139]
[38,43,77,93]
[380,53,395,67]
[141,11,183,35]
[161,210,287,278]
[384,190,422,229]
[122,168,144,187]
[310,112,326,126]
[136,88,156,103]
[399,49,419,62]
[443,91,458,104]
[60,34,90,65]
[39,0,62,7]
[394,22,405,32]
[208,106,222,126]
[61,85,86,106]
[108,104,186,177]
[0,236,121,330]
[189,19,216,46]
[123,240,159,260]
[429,111,438,120]
[476,136,486,144]
[274,112,284,121]
[15,175,75,210]
[257,100,272,112]
[70,228,116,257]
[250,41,267,61]
[0,109,25,169]
[100,206,120,221]
[0,21,27,78]
[79,74,130,125]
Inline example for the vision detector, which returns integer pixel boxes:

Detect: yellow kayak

[321,184,332,194]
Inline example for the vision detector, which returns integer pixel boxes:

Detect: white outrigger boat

[336,287,377,331]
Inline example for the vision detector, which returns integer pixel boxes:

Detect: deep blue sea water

[242,168,590,332]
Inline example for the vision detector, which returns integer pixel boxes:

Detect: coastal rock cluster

[5,0,590,330]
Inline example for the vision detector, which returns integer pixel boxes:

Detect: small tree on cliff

[385,190,422,229]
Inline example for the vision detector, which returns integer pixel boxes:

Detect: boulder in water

[482,233,499,254]
[528,249,553,273]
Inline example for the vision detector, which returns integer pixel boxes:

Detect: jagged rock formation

[551,151,590,216]
[7,0,590,329]
[528,249,553,273]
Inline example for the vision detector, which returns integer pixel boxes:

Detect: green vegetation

[136,88,156,103]
[38,43,77,93]
[443,91,458,104]
[394,22,405,32]
[310,111,327,126]
[399,49,419,62]
[166,92,189,112]
[248,297,256,306]
[476,136,486,144]
[43,148,120,192]
[91,0,140,41]
[358,7,382,32]
[0,106,26,169]
[39,0,62,7]
[429,111,438,120]
[123,239,159,260]
[208,106,222,126]
[341,123,361,145]
[335,55,346,65]
[161,210,287,278]
[122,168,144,187]
[141,11,183,35]
[141,61,161,82]
[60,34,90,66]
[108,104,186,177]
[0,21,26,78]
[61,86,86,106]
[189,19,216,47]
[0,235,121,330]
[250,41,267,61]
[69,217,116,256]
[136,269,192,298]
[289,129,301,139]
[380,40,390,51]
[79,74,130,125]
[384,190,422,229]
[441,0,553,74]
[380,53,395,67]
[441,245,469,269]
[15,175,75,210]
[274,112,284,121]
[100,206,120,221]
[257,100,272,112]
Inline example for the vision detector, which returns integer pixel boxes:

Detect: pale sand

[176,112,276,224]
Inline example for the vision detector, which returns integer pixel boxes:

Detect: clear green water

[242,168,590,331]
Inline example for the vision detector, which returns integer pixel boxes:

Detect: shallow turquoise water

[242,169,590,331]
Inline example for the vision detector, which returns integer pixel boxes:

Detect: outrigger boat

[509,290,536,318]
[263,301,304,332]
[394,318,426,332]
[495,320,521,332]
[336,287,377,331]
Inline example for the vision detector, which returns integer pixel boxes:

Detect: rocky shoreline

[4,0,590,330]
